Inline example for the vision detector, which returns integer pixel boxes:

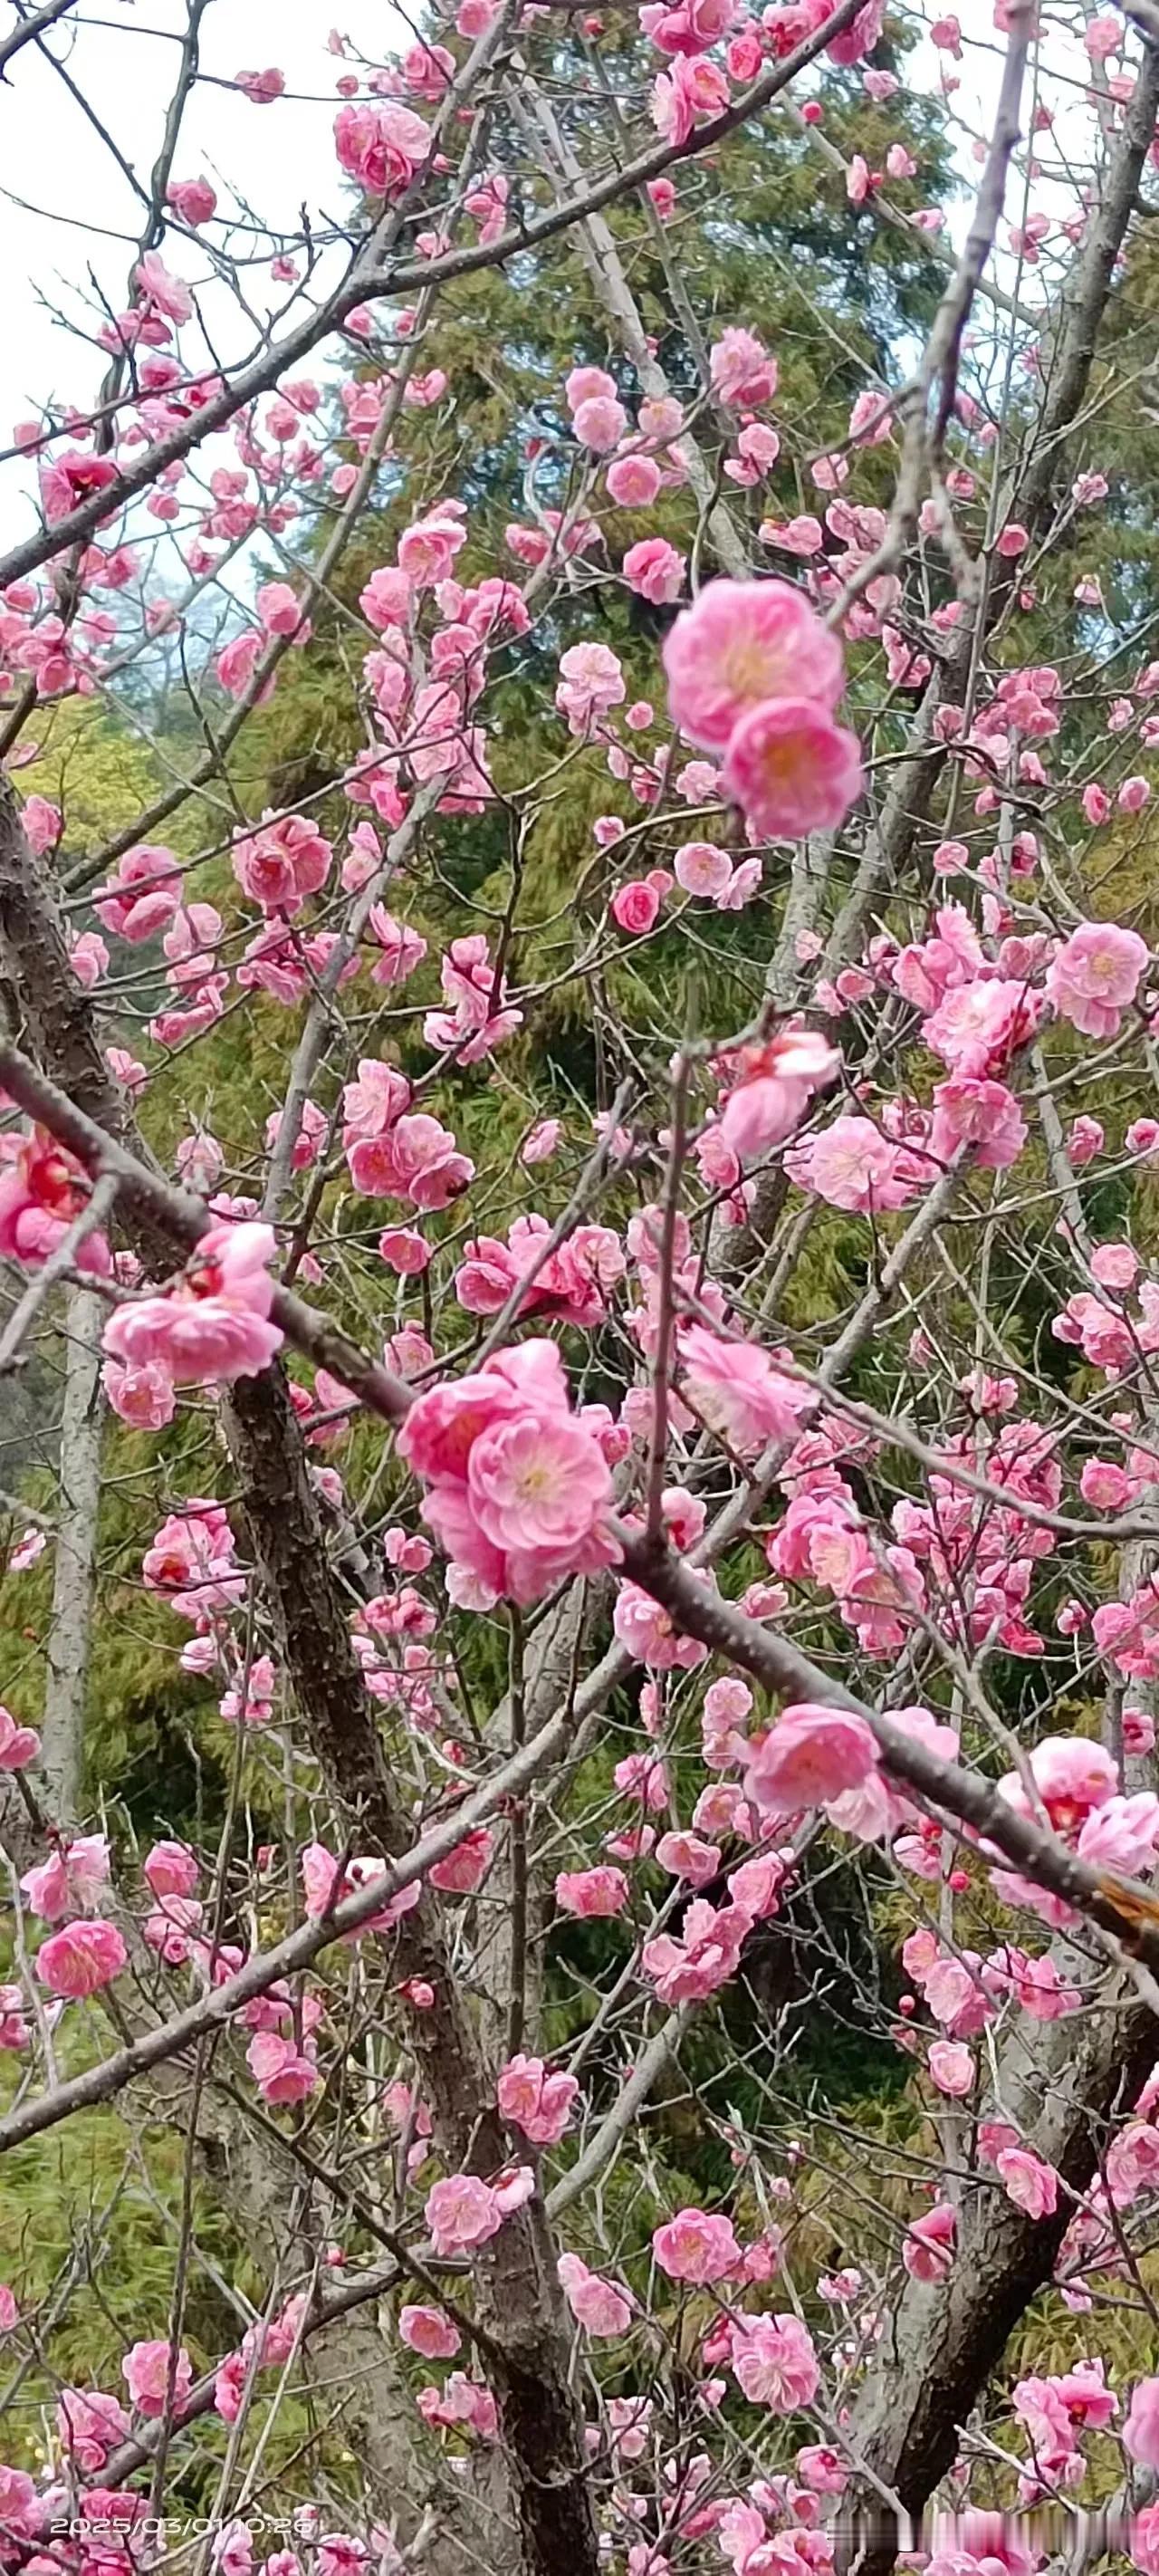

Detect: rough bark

[837,1991,1159,2571]
[39,1285,104,1825]
[0,782,598,2576]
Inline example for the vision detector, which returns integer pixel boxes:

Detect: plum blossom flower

[653,2208,742,2282]
[556,641,626,734]
[399,2305,460,2359]
[624,538,686,602]
[232,814,331,914]
[710,329,777,407]
[1047,921,1149,1039]
[56,2389,129,2473]
[643,1894,752,2004]
[334,100,430,196]
[398,1341,619,1607]
[786,1116,921,1213]
[94,843,181,942]
[235,66,284,101]
[0,1129,112,1277]
[995,2148,1058,2217]
[927,2042,974,2097]
[426,2167,535,2254]
[663,579,844,752]
[902,2201,956,2281]
[497,2054,579,2145]
[555,1867,629,1917]
[122,2341,194,2416]
[557,2254,633,2334]
[22,1833,109,1920]
[102,1223,283,1389]
[745,1705,879,1821]
[38,1918,128,1995]
[730,2312,819,2410]
[246,2031,319,2103]
[717,1029,839,1159]
[722,698,863,839]
[1125,2379,1159,2466]
[0,1706,41,1770]
[679,1322,809,1456]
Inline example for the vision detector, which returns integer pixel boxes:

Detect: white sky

[0,1,405,543]
[0,1,1115,559]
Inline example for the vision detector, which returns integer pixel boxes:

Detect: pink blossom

[653,2207,742,2283]
[1125,2380,1159,2467]
[23,793,62,852]
[1047,921,1149,1038]
[426,2167,534,2254]
[623,538,686,602]
[56,2389,129,2472]
[235,66,284,101]
[143,1840,198,1898]
[429,1825,493,1894]
[246,2030,320,2103]
[573,394,627,451]
[398,514,467,586]
[102,1222,283,1389]
[997,1735,1116,1835]
[0,1706,40,1770]
[927,2042,974,2097]
[426,2174,504,2254]
[746,1705,878,1820]
[730,2312,819,2411]
[663,579,844,752]
[902,2201,957,2281]
[522,1120,561,1165]
[168,176,216,225]
[723,698,863,839]
[557,2254,633,2335]
[556,640,626,733]
[613,879,662,934]
[497,2053,579,2144]
[122,2340,194,2416]
[103,1357,177,1427]
[643,1894,752,2004]
[0,1129,112,1278]
[399,1341,619,1606]
[1131,2506,1159,2574]
[555,1866,629,1916]
[23,1832,109,1920]
[399,2305,461,2359]
[995,2148,1058,2218]
[216,630,264,696]
[655,1830,721,1885]
[135,250,192,322]
[787,1116,919,1213]
[710,330,778,407]
[679,1322,808,1456]
[652,53,728,143]
[608,454,662,506]
[0,2465,37,2535]
[38,1918,127,1995]
[923,977,1042,1080]
[349,1114,474,1211]
[718,1029,839,1159]
[334,100,430,195]
[675,841,733,898]
[233,813,332,914]
[418,2370,498,2439]
[256,581,306,638]
[930,1079,1026,1170]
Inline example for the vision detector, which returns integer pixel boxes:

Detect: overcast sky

[0,2,1086,559]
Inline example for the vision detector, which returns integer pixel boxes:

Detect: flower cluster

[663,578,863,839]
